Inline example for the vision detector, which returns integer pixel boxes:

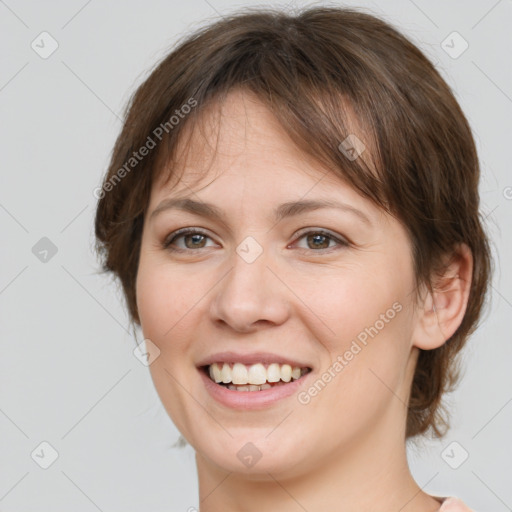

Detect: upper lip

[196,351,313,369]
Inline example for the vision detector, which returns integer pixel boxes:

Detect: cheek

[300,254,415,396]
[135,256,201,433]
[135,255,195,346]
[298,260,411,349]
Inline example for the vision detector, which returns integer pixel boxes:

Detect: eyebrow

[149,197,373,226]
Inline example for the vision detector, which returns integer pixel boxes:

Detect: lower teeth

[224,381,289,392]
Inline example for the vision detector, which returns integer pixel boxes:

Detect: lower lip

[199,368,310,410]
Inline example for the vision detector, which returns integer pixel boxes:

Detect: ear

[412,243,473,350]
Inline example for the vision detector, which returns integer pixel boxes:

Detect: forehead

[154,90,313,187]
[149,88,378,212]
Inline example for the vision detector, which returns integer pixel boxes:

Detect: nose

[209,245,291,333]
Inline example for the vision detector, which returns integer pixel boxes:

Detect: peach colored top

[439,497,474,511]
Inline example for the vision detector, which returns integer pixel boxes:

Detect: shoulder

[439,497,474,511]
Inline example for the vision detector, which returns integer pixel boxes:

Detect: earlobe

[412,243,473,350]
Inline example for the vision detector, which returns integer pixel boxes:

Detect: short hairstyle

[94,6,492,438]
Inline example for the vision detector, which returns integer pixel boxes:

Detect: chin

[191,426,314,479]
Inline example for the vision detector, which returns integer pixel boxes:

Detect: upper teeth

[208,362,306,385]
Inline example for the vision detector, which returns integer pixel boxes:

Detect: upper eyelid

[293,227,344,239]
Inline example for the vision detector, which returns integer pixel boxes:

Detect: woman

[94,7,491,511]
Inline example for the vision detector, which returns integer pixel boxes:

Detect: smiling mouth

[202,362,312,392]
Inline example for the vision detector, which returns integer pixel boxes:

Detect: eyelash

[162,227,349,254]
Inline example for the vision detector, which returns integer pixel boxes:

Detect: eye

[292,229,349,252]
[163,228,216,252]
[162,227,349,253]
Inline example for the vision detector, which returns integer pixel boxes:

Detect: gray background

[0,0,510,510]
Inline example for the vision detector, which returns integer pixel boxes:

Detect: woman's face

[136,89,422,478]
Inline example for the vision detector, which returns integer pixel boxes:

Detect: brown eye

[183,233,207,249]
[293,229,349,252]
[306,233,331,249]
[163,229,214,251]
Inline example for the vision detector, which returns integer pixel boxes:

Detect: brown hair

[94,6,492,438]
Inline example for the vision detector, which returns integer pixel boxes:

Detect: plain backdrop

[0,0,511,510]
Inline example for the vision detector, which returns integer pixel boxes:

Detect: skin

[135,89,473,512]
